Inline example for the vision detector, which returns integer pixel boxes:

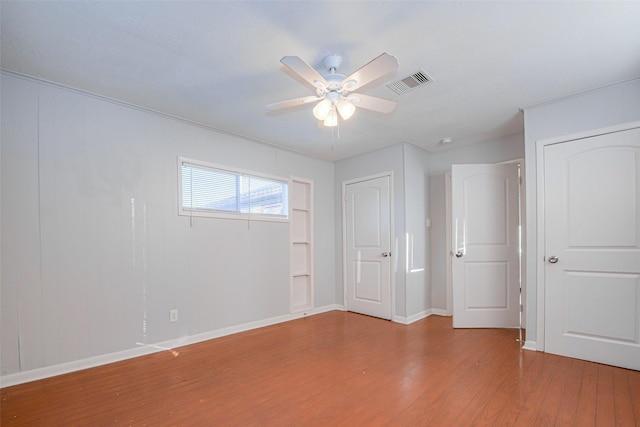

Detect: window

[179,158,288,220]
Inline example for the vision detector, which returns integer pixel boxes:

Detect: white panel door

[452,164,520,328]
[344,176,392,320]
[544,126,640,370]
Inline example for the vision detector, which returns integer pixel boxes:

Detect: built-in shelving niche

[290,177,313,313]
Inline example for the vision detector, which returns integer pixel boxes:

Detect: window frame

[178,156,290,222]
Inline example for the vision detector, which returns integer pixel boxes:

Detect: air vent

[386,70,433,95]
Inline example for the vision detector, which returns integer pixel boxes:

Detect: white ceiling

[2,1,639,161]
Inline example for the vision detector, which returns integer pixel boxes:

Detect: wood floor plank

[2,311,639,426]
[612,368,636,427]
[512,353,563,426]
[629,369,640,424]
[470,349,546,425]
[596,364,616,426]
[498,350,547,424]
[532,353,573,425]
[452,334,523,425]
[393,329,520,425]
[554,358,585,425]
[574,361,599,427]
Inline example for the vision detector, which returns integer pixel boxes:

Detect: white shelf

[292,272,310,277]
[291,180,310,210]
[290,177,314,313]
[291,210,310,243]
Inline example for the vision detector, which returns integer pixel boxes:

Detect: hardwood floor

[2,311,639,426]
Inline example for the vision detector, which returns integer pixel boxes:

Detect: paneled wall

[0,73,335,378]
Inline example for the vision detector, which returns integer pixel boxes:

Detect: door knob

[548,255,558,264]
[381,252,390,257]
[455,251,464,258]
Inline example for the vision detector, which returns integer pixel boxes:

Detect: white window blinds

[180,159,288,220]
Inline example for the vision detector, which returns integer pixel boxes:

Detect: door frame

[445,159,526,322]
[342,171,395,319]
[535,120,640,352]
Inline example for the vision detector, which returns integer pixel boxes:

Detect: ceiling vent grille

[386,70,433,95]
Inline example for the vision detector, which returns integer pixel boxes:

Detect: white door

[344,175,392,319]
[544,126,640,370]
[451,164,520,328]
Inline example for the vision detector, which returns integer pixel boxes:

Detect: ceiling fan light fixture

[336,100,355,120]
[313,99,332,120]
[269,52,399,129]
[323,109,338,127]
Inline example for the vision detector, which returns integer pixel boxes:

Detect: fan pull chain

[332,121,335,150]
[331,110,341,151]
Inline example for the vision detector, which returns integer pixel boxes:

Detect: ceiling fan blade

[347,94,398,114]
[280,56,327,91]
[265,96,323,111]
[342,53,399,93]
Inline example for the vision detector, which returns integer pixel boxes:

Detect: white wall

[334,143,431,322]
[403,144,431,319]
[0,73,335,378]
[428,133,525,310]
[334,144,406,317]
[522,78,640,347]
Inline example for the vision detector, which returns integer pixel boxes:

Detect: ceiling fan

[266,53,399,127]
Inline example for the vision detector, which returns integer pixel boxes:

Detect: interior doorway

[538,122,640,370]
[342,173,393,320]
[446,160,525,329]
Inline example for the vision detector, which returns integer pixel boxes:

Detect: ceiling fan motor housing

[324,73,346,91]
[322,55,347,92]
[323,54,343,72]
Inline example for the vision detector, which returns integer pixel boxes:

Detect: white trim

[534,120,640,353]
[394,309,431,325]
[341,171,393,187]
[535,140,547,351]
[521,77,640,111]
[0,304,342,388]
[431,308,450,317]
[289,176,314,313]
[535,120,640,148]
[499,159,527,329]
[444,172,453,315]
[393,308,450,325]
[342,171,395,320]
[522,341,538,351]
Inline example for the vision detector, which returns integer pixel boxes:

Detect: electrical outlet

[170,309,178,323]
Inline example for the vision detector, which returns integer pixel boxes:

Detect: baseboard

[393,309,430,325]
[0,304,342,388]
[430,308,450,317]
[522,340,538,351]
